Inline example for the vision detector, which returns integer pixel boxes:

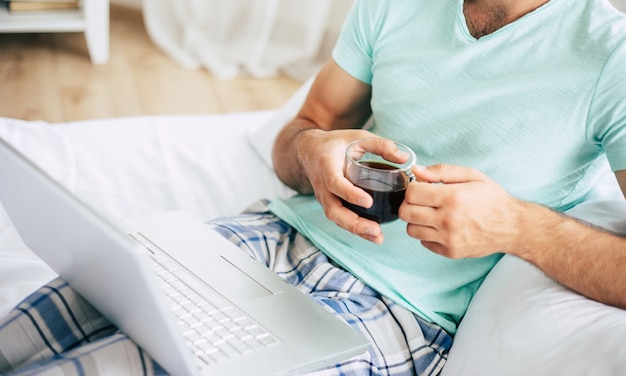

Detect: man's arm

[272,58,373,194]
[517,199,626,309]
[402,165,626,309]
[520,169,626,308]
[271,59,407,243]
[616,169,626,200]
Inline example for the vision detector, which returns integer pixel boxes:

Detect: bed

[1,80,626,375]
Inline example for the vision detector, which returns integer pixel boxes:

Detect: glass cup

[341,138,416,223]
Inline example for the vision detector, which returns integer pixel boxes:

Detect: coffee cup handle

[407,166,417,183]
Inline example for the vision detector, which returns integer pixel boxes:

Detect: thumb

[411,163,483,184]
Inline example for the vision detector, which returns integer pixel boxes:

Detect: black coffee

[342,161,408,223]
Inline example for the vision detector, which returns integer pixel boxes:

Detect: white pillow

[246,75,375,169]
[247,76,314,169]
[444,194,626,375]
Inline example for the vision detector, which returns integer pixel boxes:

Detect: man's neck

[463,0,550,38]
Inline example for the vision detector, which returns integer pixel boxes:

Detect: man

[273,0,626,311]
[263,0,626,372]
[1,0,625,375]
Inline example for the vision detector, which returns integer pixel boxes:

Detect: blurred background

[0,0,624,123]
[0,0,353,122]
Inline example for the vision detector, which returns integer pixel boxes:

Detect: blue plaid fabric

[0,200,451,375]
[0,278,166,376]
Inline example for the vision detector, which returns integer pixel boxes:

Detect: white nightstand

[0,0,110,64]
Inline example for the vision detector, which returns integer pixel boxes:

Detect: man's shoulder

[583,0,626,46]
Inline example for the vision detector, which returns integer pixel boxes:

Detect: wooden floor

[0,6,301,123]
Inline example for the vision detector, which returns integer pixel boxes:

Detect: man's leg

[209,200,452,376]
[0,278,165,375]
[0,199,451,376]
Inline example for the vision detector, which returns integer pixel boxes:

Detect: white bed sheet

[1,102,626,375]
[0,112,294,317]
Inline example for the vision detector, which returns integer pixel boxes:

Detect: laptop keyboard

[132,233,280,366]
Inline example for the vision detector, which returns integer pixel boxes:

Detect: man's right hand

[294,127,390,243]
[272,58,390,242]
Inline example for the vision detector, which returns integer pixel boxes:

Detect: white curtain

[142,0,354,81]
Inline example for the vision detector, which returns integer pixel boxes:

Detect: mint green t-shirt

[270,0,626,335]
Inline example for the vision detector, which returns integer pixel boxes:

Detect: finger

[398,201,440,228]
[420,241,451,258]
[411,164,485,184]
[313,149,373,209]
[318,190,384,244]
[349,137,411,165]
[404,180,447,208]
[328,172,373,209]
[352,217,384,244]
[405,224,454,257]
[405,222,439,243]
[330,206,384,244]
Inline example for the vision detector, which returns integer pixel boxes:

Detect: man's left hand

[399,164,525,258]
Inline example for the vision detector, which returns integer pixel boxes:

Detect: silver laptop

[0,137,369,376]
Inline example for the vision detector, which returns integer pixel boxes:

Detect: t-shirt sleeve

[331,0,383,85]
[589,40,626,172]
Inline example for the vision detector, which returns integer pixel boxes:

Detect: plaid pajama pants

[0,200,451,376]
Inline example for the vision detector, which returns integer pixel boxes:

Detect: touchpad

[218,255,273,300]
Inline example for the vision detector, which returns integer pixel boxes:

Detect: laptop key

[144,244,281,364]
